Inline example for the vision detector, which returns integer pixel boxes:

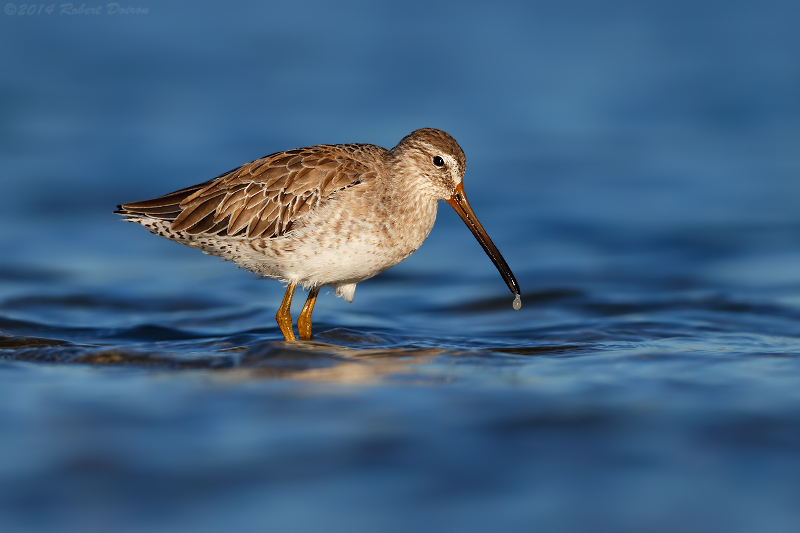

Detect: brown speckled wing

[117,144,380,238]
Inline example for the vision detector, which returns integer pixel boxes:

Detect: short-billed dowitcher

[115,128,521,341]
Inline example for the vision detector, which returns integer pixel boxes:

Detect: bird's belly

[230,194,439,288]
[300,241,401,283]
[282,229,423,286]
[235,221,430,287]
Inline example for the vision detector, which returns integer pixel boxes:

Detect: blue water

[2,1,800,531]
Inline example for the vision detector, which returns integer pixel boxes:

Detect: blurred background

[2,1,800,532]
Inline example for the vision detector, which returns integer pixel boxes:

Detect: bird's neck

[374,168,439,254]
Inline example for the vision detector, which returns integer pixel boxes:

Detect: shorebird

[116,128,521,341]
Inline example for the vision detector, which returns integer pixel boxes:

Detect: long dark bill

[446,182,521,296]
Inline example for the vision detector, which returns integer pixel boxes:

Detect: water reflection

[227,340,446,384]
[3,330,449,384]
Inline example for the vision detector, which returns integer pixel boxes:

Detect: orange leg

[297,287,320,341]
[276,282,297,341]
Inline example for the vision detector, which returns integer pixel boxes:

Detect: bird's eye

[433,156,444,167]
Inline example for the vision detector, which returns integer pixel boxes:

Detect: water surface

[2,1,800,531]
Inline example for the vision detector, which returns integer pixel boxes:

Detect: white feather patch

[334,282,357,302]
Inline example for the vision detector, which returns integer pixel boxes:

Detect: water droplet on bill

[512,294,521,310]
